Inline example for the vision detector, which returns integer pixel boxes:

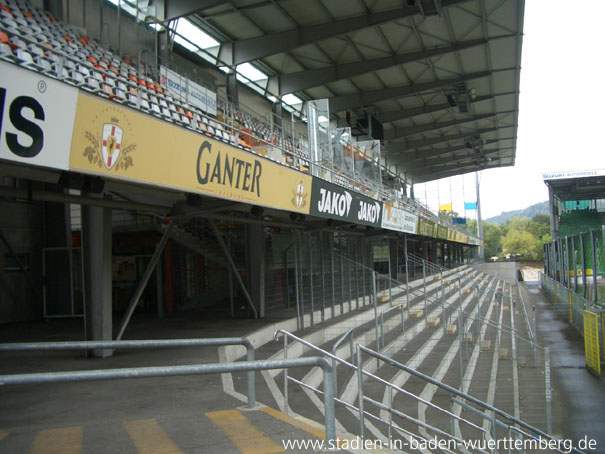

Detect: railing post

[405,242,410,312]
[387,385,393,444]
[449,397,456,437]
[373,272,379,349]
[380,312,384,350]
[458,277,463,384]
[283,335,289,414]
[308,235,314,327]
[340,250,345,313]
[320,232,326,323]
[591,230,598,304]
[401,305,405,333]
[545,346,552,434]
[423,260,427,320]
[356,345,365,442]
[580,234,587,299]
[322,363,336,446]
[532,304,537,367]
[294,233,302,331]
[246,344,256,408]
[330,233,336,318]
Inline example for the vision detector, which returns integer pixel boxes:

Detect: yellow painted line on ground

[260,406,325,440]
[206,409,285,454]
[30,426,83,454]
[123,419,183,454]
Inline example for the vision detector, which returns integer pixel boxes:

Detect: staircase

[219,263,561,453]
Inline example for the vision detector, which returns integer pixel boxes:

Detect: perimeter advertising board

[417,218,435,237]
[0,61,78,170]
[160,66,217,116]
[69,93,311,214]
[436,224,448,240]
[381,204,417,234]
[310,179,382,227]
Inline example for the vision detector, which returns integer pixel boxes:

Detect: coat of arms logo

[82,107,135,171]
[291,181,308,209]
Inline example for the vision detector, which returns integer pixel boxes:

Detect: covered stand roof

[155,0,524,184]
[544,170,605,202]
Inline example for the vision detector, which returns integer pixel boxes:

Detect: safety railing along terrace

[0,337,338,444]
[273,328,578,454]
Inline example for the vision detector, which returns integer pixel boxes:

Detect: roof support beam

[158,0,227,21]
[273,39,486,95]
[394,139,500,162]
[402,148,512,171]
[327,71,491,113]
[390,127,498,152]
[384,113,495,140]
[218,5,425,66]
[380,94,494,123]
[412,159,507,180]
[413,161,510,183]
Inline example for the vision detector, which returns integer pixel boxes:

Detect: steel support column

[82,194,113,356]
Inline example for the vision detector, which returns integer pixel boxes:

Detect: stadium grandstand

[541,169,605,376]
[4,1,587,454]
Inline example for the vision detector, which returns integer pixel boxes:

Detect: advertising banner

[0,61,78,170]
[381,204,417,234]
[436,224,448,240]
[309,178,382,227]
[69,93,310,213]
[159,65,217,116]
[417,218,435,238]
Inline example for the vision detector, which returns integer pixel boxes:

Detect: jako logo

[358,201,381,223]
[317,188,352,217]
[0,87,44,158]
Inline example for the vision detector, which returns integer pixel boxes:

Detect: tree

[501,229,539,259]
[483,222,502,258]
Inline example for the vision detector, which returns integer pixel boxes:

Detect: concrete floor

[522,279,605,452]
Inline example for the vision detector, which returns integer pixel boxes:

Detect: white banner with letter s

[0,61,77,170]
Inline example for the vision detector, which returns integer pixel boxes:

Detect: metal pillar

[308,234,314,326]
[591,230,598,304]
[82,195,113,356]
[329,233,336,317]
[580,234,587,299]
[247,223,266,318]
[320,232,326,322]
[210,220,258,319]
[115,221,174,342]
[476,171,484,259]
[572,237,578,293]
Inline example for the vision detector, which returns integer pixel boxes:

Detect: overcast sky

[416,0,605,220]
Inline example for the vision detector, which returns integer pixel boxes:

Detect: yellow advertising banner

[583,310,601,375]
[69,93,311,213]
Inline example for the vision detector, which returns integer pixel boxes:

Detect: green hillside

[486,201,549,225]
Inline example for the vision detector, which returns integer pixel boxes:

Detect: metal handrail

[408,252,450,273]
[331,328,354,392]
[0,355,336,444]
[357,344,583,454]
[0,338,256,407]
[274,329,485,447]
[379,304,404,350]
